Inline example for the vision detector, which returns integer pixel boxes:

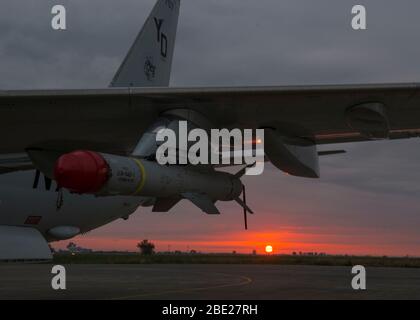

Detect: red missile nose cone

[54,150,109,193]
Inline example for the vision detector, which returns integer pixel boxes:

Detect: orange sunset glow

[53,226,420,257]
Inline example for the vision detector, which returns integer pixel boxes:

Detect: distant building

[295,251,327,257]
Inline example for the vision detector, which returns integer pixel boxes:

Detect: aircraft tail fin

[110,0,180,88]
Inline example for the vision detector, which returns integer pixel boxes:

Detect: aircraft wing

[1,83,420,173]
[0,154,33,173]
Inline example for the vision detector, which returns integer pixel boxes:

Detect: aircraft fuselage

[0,170,145,242]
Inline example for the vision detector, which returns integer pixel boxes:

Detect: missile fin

[152,196,181,212]
[182,193,220,215]
[235,197,254,214]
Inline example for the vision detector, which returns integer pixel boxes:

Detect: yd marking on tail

[154,17,168,58]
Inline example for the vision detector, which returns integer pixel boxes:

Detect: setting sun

[265,245,273,254]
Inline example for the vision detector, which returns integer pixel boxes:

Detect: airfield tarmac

[0,264,419,299]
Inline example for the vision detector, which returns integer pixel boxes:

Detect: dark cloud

[2,0,420,254]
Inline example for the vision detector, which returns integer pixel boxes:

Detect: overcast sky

[2,0,420,255]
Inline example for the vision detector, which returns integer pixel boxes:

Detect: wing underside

[1,83,420,173]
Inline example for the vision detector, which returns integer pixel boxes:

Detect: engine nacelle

[54,150,243,202]
[346,102,389,139]
[264,129,319,178]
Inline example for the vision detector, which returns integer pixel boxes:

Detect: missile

[53,150,249,215]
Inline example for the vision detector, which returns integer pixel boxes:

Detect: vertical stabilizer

[110,0,180,87]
